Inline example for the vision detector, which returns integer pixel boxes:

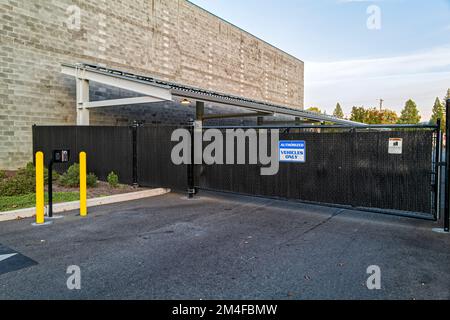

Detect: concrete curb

[0,188,171,222]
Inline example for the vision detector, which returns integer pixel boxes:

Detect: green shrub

[0,163,35,196]
[0,170,6,181]
[87,173,98,188]
[24,162,34,173]
[14,162,59,184]
[0,163,62,196]
[58,163,97,188]
[17,162,35,179]
[44,167,60,184]
[0,168,35,196]
[0,178,34,196]
[107,171,119,188]
[52,170,60,181]
[58,163,80,187]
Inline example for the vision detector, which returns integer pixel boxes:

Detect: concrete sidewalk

[0,191,449,299]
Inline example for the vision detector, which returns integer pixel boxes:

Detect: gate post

[437,101,450,232]
[434,118,441,219]
[187,122,195,198]
[445,100,450,232]
[132,122,138,187]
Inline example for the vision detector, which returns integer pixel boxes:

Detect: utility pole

[379,99,384,111]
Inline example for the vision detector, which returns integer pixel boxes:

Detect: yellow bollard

[35,152,45,224]
[79,152,87,217]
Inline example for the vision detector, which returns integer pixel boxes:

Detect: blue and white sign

[279,141,306,163]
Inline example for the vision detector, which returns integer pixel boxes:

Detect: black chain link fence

[198,127,438,219]
[33,125,439,219]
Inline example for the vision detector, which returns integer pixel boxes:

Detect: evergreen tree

[430,97,445,130]
[397,99,421,124]
[333,103,344,119]
[445,88,450,103]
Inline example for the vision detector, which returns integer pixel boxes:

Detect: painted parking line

[0,253,18,261]
[0,244,37,276]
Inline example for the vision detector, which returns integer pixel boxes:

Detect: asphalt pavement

[0,191,449,299]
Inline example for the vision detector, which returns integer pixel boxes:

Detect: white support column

[76,79,90,125]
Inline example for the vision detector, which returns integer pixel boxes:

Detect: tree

[350,106,398,124]
[430,97,445,131]
[307,107,321,114]
[397,99,421,124]
[350,107,367,123]
[333,103,344,119]
[365,108,398,124]
[305,107,323,125]
[377,109,398,124]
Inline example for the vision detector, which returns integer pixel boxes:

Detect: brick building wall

[0,0,304,170]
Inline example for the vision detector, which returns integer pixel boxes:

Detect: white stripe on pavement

[0,253,18,262]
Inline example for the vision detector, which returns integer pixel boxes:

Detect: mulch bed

[54,181,148,199]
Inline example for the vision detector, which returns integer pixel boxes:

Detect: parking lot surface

[0,191,449,299]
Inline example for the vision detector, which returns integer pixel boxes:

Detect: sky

[189,0,450,121]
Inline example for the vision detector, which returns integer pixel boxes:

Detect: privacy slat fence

[33,124,439,219]
[198,129,436,218]
[136,126,187,191]
[33,126,133,184]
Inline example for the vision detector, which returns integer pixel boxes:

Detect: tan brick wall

[0,0,304,170]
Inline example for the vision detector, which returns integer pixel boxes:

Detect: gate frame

[189,122,441,220]
[444,100,450,232]
[32,121,445,223]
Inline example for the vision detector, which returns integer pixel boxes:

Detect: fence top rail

[201,124,439,130]
[32,123,439,130]
[32,124,190,129]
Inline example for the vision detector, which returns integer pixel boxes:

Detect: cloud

[337,0,383,3]
[306,46,450,83]
[304,46,450,120]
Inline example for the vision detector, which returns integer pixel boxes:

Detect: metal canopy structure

[61,63,366,127]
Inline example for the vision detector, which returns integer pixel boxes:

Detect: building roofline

[185,0,304,64]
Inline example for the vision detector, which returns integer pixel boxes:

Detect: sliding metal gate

[136,125,187,191]
[33,123,440,219]
[196,125,440,220]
